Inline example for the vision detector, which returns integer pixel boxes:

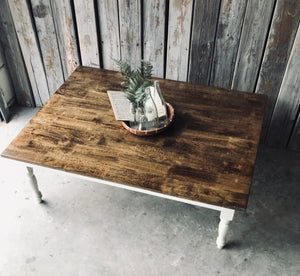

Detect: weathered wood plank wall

[231,0,276,92]
[166,0,193,81]
[50,0,80,77]
[118,0,141,69]
[255,0,300,143]
[97,0,120,70]
[8,0,50,106]
[143,0,166,78]
[73,0,100,67]
[31,0,65,95]
[188,0,220,85]
[1,0,300,151]
[0,0,34,107]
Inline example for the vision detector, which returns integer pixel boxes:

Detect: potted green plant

[114,59,167,130]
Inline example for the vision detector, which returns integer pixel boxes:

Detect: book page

[107,91,134,121]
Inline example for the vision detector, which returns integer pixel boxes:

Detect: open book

[107,88,167,123]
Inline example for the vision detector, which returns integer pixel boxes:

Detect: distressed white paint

[74,0,100,68]
[50,0,80,78]
[166,0,193,81]
[9,158,235,248]
[31,0,65,96]
[8,0,50,106]
[97,0,120,70]
[26,166,43,203]
[216,209,235,249]
[143,0,166,78]
[0,0,34,107]
[118,0,141,69]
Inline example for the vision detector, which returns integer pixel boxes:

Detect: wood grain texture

[231,0,276,92]
[0,88,10,122]
[210,0,247,89]
[166,0,193,81]
[97,0,120,70]
[31,0,65,96]
[143,0,166,78]
[118,0,141,69]
[1,67,266,210]
[0,0,34,107]
[266,25,300,147]
[289,112,300,151]
[255,0,300,142]
[8,0,50,106]
[74,0,100,68]
[50,0,79,78]
[188,0,221,85]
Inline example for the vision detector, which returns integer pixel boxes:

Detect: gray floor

[0,106,300,276]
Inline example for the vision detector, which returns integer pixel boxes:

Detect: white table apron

[12,158,235,249]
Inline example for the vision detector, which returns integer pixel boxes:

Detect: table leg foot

[216,209,235,249]
[26,166,43,203]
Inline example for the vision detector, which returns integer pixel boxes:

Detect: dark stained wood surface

[1,67,267,209]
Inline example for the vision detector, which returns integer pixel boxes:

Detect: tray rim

[121,102,175,136]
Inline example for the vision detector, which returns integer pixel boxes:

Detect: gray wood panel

[97,0,120,70]
[255,0,300,142]
[0,88,10,122]
[8,0,49,106]
[231,0,275,92]
[166,0,193,81]
[143,0,166,78]
[266,25,300,147]
[210,0,247,89]
[74,0,100,68]
[31,0,65,96]
[188,0,221,85]
[118,0,141,69]
[0,0,34,107]
[50,0,80,78]
[289,112,300,151]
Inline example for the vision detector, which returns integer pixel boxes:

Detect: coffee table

[1,67,266,248]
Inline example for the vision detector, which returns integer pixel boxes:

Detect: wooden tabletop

[1,67,266,209]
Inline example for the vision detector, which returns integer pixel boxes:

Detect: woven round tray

[121,102,175,136]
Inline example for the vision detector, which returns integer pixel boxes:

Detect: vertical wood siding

[8,0,50,106]
[267,26,300,148]
[31,0,65,95]
[188,0,220,85]
[74,0,100,68]
[97,0,120,70]
[0,0,34,107]
[166,0,193,81]
[143,0,166,78]
[231,0,276,92]
[118,0,141,69]
[1,0,300,151]
[209,0,247,89]
[255,0,300,142]
[50,0,80,78]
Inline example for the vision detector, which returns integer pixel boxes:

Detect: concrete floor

[0,106,300,276]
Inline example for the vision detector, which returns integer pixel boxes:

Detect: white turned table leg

[216,209,235,249]
[26,166,43,203]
